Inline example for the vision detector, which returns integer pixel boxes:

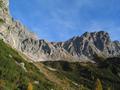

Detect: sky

[9,0,120,42]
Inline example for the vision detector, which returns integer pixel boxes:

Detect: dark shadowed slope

[42,57,120,90]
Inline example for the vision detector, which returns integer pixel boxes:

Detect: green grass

[0,39,57,90]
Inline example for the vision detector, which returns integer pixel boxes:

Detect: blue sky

[10,0,120,41]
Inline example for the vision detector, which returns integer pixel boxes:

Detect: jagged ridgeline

[0,0,120,62]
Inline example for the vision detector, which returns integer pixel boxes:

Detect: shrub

[95,79,103,90]
[0,18,4,24]
[0,1,3,8]
[0,80,5,89]
[27,82,33,90]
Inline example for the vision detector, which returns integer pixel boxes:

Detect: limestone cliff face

[0,0,37,49]
[0,0,120,62]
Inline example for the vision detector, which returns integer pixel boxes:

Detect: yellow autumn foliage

[95,78,103,90]
[27,82,33,90]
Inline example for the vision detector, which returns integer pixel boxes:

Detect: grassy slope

[0,39,60,90]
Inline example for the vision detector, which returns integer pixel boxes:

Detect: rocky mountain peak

[61,31,120,60]
[81,31,110,41]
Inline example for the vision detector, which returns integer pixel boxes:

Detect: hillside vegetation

[0,39,59,90]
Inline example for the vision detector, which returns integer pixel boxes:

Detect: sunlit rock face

[19,30,120,62]
[61,31,120,59]
[0,0,120,62]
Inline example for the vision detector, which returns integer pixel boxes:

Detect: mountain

[0,0,120,62]
[0,0,120,90]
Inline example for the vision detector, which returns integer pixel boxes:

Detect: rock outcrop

[0,0,120,62]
